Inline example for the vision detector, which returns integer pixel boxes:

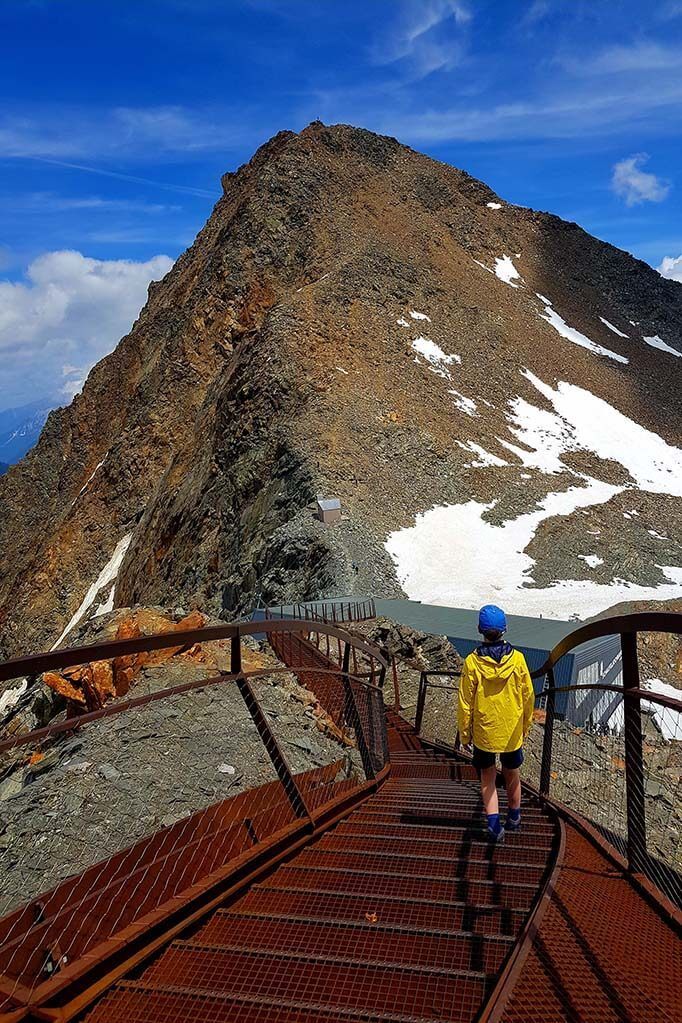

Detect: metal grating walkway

[85,738,558,1023]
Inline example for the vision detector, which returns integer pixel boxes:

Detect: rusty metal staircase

[1,605,678,1023]
[85,640,558,1023]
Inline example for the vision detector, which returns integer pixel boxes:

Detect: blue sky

[1,0,681,412]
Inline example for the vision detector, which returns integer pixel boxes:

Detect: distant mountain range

[0,399,56,465]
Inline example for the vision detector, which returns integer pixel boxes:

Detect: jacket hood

[476,640,513,664]
[472,643,518,678]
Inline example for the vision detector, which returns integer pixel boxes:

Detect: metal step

[390,763,479,780]
[233,884,528,936]
[195,913,514,974]
[294,847,547,884]
[317,833,552,864]
[141,944,491,1023]
[87,980,484,1023]
[334,819,555,843]
[274,864,539,911]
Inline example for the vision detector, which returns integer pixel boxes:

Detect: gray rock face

[0,633,363,917]
[1,122,680,660]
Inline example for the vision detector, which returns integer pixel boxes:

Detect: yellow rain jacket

[458,647,534,753]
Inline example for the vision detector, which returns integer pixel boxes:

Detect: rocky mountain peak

[0,122,680,660]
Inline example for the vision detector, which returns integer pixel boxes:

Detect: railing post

[341,641,375,778]
[415,671,427,735]
[231,631,242,676]
[392,656,401,713]
[539,668,556,798]
[622,630,647,874]
[235,672,312,821]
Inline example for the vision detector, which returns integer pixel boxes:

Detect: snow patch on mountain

[579,554,604,568]
[385,485,682,620]
[51,533,133,649]
[473,254,521,287]
[449,390,478,416]
[643,679,682,741]
[93,584,116,618]
[486,202,503,210]
[411,337,461,378]
[0,678,28,717]
[72,455,108,506]
[538,299,629,364]
[599,316,629,338]
[498,371,682,494]
[643,334,681,358]
[409,310,431,322]
[456,441,508,467]
[493,255,521,287]
[386,368,682,618]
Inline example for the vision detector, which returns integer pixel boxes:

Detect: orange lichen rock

[43,671,86,706]
[42,608,208,713]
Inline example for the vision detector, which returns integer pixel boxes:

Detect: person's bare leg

[480,766,499,816]
[502,767,521,811]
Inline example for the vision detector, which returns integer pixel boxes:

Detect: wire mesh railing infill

[411,612,682,911]
[0,618,388,1019]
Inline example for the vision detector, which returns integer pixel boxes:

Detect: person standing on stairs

[457,605,535,841]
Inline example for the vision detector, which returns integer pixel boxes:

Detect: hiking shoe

[505,815,521,832]
[487,825,505,843]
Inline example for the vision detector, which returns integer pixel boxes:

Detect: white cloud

[0,104,258,166]
[312,72,682,143]
[658,254,682,282]
[522,0,552,25]
[567,42,682,75]
[611,153,671,206]
[373,0,471,78]
[0,250,174,410]
[2,192,180,214]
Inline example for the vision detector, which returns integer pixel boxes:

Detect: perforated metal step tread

[84,714,557,1023]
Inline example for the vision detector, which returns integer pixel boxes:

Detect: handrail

[0,617,388,686]
[0,665,379,756]
[264,597,377,627]
[530,611,682,678]
[0,617,390,1018]
[412,610,682,909]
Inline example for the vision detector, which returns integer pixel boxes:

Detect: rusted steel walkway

[500,824,681,1023]
[86,728,558,1023]
[1,606,680,1022]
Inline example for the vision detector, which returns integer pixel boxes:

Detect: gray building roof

[373,598,578,650]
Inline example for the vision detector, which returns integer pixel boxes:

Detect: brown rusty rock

[43,671,86,705]
[41,608,209,713]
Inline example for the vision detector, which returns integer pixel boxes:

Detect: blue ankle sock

[508,808,521,823]
[486,813,502,835]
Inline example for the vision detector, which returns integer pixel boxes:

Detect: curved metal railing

[265,597,376,626]
[528,612,682,910]
[0,619,388,1020]
[412,612,682,911]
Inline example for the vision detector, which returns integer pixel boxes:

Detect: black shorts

[472,746,524,770]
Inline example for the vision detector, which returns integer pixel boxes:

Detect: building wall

[565,634,623,729]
